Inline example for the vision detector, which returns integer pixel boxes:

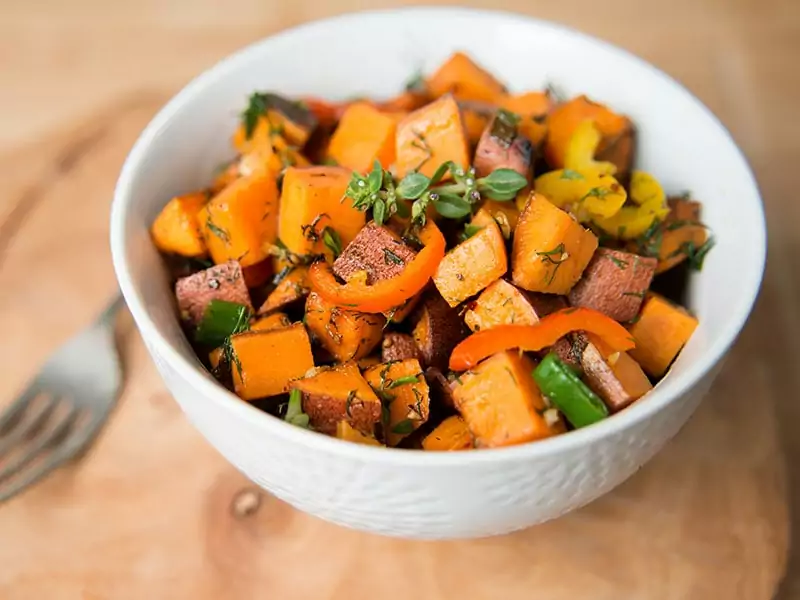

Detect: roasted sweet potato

[327,102,397,172]
[210,162,240,194]
[364,359,430,446]
[395,95,471,178]
[257,266,310,314]
[411,290,468,370]
[278,166,365,258]
[422,415,474,451]
[545,95,634,174]
[568,248,657,322]
[459,101,493,146]
[424,367,457,409]
[238,133,310,179]
[233,93,318,151]
[499,91,553,147]
[333,222,417,284]
[212,324,314,400]
[576,340,652,412]
[305,292,384,362]
[151,192,208,257]
[198,172,279,268]
[336,420,382,446]
[433,220,507,306]
[463,279,565,332]
[426,52,505,104]
[628,293,698,377]
[452,351,564,447]
[511,193,598,294]
[374,91,429,113]
[471,201,520,239]
[250,312,291,332]
[175,260,252,324]
[292,361,381,434]
[653,197,708,274]
[474,109,533,179]
[381,332,421,363]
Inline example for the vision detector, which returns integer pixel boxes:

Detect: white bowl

[110,8,766,539]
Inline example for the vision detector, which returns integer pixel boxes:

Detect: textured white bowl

[110,8,766,539]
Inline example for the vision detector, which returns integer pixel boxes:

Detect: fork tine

[0,395,57,458]
[0,385,42,434]
[0,405,79,486]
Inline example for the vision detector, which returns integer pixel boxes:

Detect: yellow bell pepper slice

[564,120,617,176]
[593,171,670,239]
[534,169,626,221]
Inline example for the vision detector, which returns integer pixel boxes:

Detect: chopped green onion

[284,389,310,428]
[532,353,608,428]
[195,300,251,347]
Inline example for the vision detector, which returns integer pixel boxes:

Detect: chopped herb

[665,219,705,232]
[535,243,569,286]
[677,237,716,270]
[583,186,611,201]
[322,227,342,258]
[635,220,664,257]
[206,215,230,244]
[241,92,272,139]
[391,419,416,435]
[321,157,339,166]
[388,374,421,389]
[383,247,404,265]
[561,169,585,181]
[284,389,310,428]
[345,390,357,418]
[410,130,433,172]
[410,388,425,419]
[622,291,646,298]
[404,69,427,93]
[272,265,293,285]
[607,254,628,269]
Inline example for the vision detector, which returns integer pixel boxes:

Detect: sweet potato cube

[333,222,417,284]
[581,343,653,412]
[238,133,310,179]
[305,292,384,362]
[411,291,468,370]
[459,102,492,146]
[452,351,564,447]
[336,421,382,446]
[499,91,554,147]
[471,201,520,239]
[426,52,505,104]
[381,332,421,363]
[463,279,565,332]
[278,166,365,257]
[474,109,533,179]
[364,359,430,447]
[568,248,657,322]
[395,95,470,179]
[151,192,208,257]
[327,102,397,173]
[628,293,698,377]
[175,260,252,324]
[545,95,634,173]
[433,220,507,306]
[217,324,314,400]
[199,173,278,268]
[250,312,291,332]
[422,415,474,451]
[654,197,708,274]
[292,362,381,434]
[258,266,310,314]
[511,193,598,294]
[233,93,318,151]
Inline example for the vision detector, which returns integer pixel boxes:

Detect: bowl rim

[110,6,766,466]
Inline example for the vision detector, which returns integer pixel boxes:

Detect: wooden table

[0,1,797,598]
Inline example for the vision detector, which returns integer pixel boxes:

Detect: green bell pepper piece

[195,299,251,347]
[532,353,609,428]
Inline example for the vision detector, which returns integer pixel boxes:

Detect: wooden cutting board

[0,1,797,598]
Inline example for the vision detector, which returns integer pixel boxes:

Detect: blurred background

[0,0,797,598]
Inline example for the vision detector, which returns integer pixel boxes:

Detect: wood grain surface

[0,1,797,598]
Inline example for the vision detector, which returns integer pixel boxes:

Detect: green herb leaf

[373,198,387,225]
[206,215,231,244]
[433,193,472,219]
[396,172,430,200]
[388,374,420,389]
[383,247,404,265]
[683,237,716,270]
[241,92,271,139]
[391,419,416,435]
[429,161,455,186]
[477,168,528,201]
[460,223,483,241]
[322,227,343,258]
[367,161,383,194]
[561,169,585,181]
[195,300,251,347]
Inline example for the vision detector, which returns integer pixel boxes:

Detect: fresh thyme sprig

[344,160,527,227]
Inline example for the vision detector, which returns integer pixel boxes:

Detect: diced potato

[452,351,564,447]
[381,332,421,363]
[175,260,252,324]
[250,312,291,332]
[364,359,430,447]
[257,266,309,314]
[411,291,468,371]
[292,362,381,434]
[628,293,698,377]
[151,192,208,257]
[463,279,565,332]
[471,200,520,239]
[580,342,652,412]
[499,91,554,147]
[278,166,365,258]
[327,102,397,173]
[426,52,505,104]
[305,292,385,362]
[473,109,533,179]
[210,324,314,400]
[199,172,279,268]
[233,93,318,151]
[433,220,507,306]
[422,415,474,451]
[336,421,382,446]
[395,95,471,179]
[333,222,417,284]
[511,193,598,294]
[654,197,708,274]
[459,102,493,146]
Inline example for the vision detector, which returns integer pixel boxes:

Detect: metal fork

[0,295,124,503]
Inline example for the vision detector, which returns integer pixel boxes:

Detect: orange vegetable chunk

[433,221,507,307]
[452,351,564,447]
[427,52,505,103]
[654,197,708,274]
[422,415,474,451]
[199,172,278,268]
[258,266,310,314]
[628,293,698,377]
[511,193,598,294]
[305,292,385,362]
[250,312,291,332]
[463,279,565,332]
[151,192,208,257]
[499,91,553,147]
[364,359,430,447]
[395,95,470,179]
[336,421,382,446]
[327,102,397,172]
